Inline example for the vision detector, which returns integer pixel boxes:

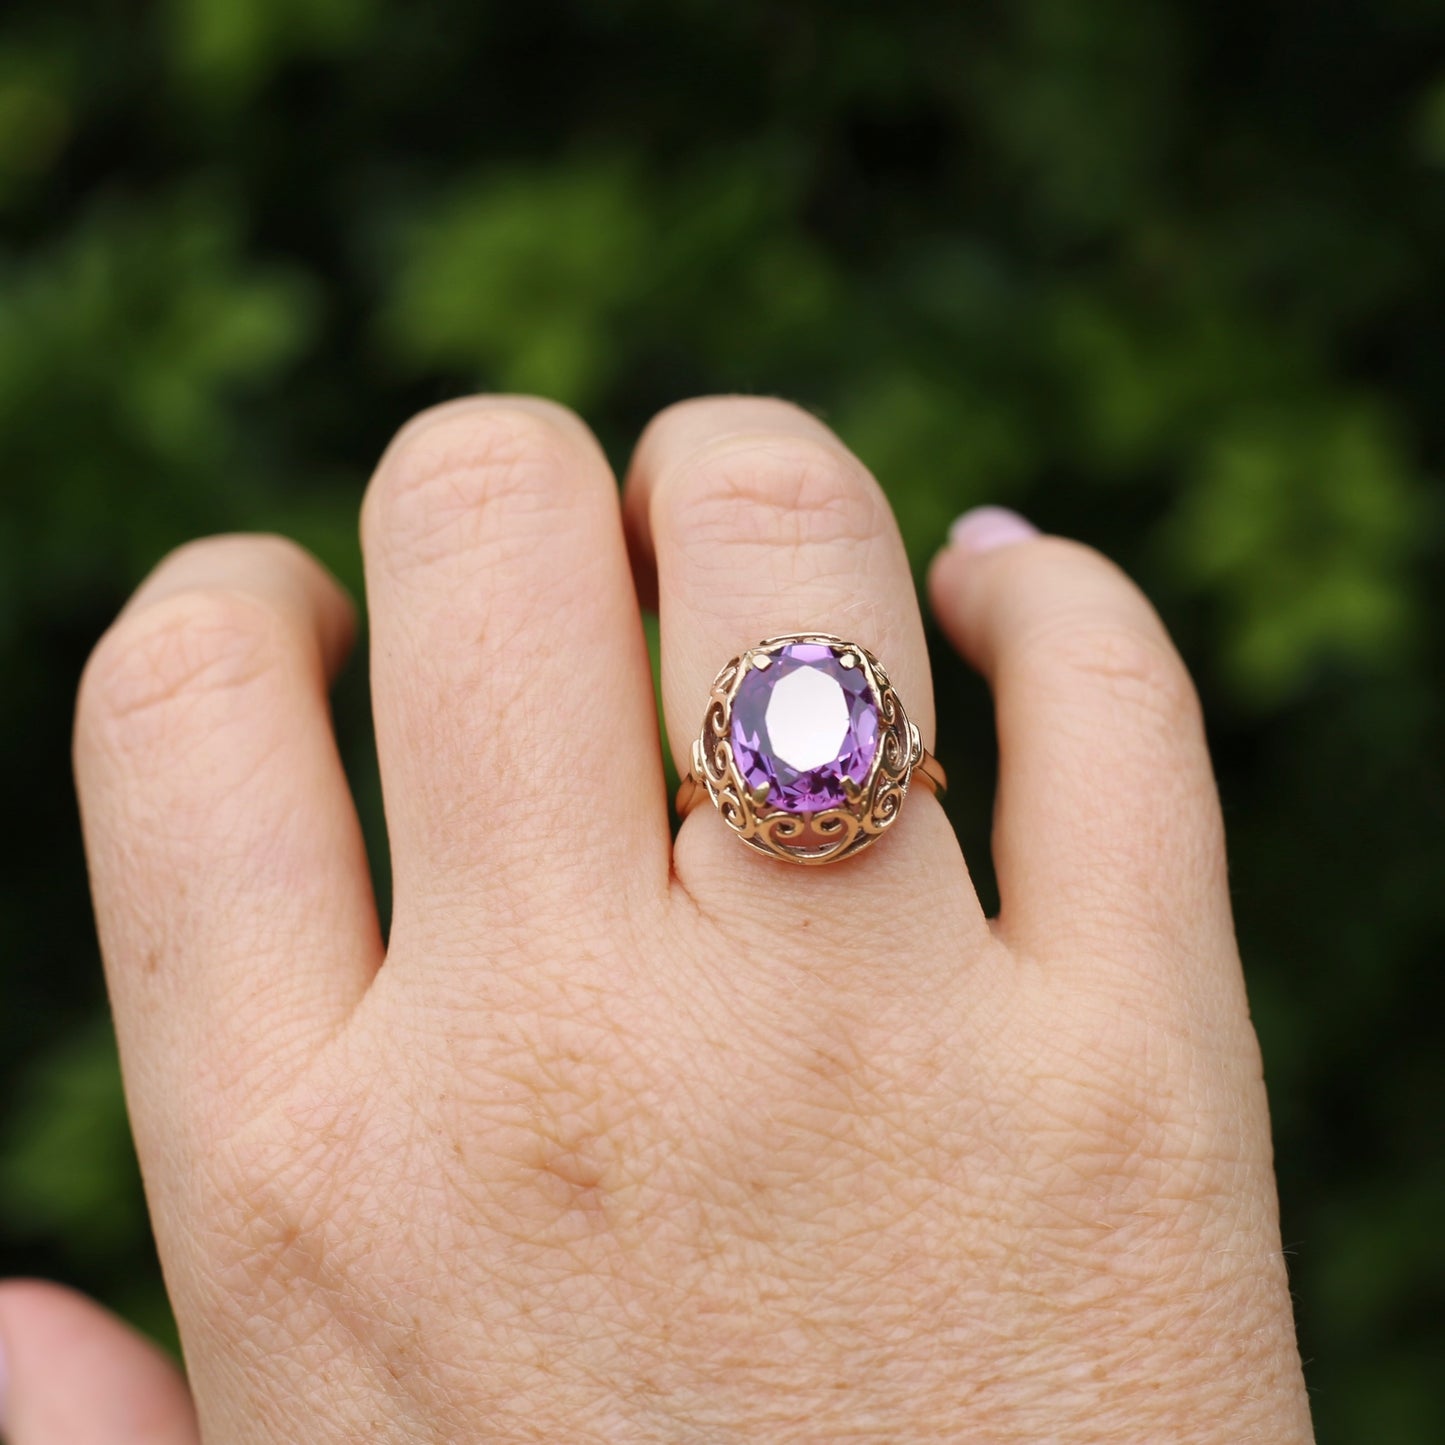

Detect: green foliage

[1164,399,1427,701]
[382,151,843,408]
[384,160,654,402]
[1,2,1442,1438]
[0,1021,143,1259]
[166,0,377,99]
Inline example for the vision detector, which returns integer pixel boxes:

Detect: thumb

[0,1280,198,1445]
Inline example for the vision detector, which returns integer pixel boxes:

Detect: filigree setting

[688,633,927,865]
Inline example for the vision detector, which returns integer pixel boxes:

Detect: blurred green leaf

[381,160,651,405]
[1162,400,1428,704]
[0,1022,143,1260]
[165,0,376,99]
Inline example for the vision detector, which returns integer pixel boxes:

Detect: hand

[9,397,1311,1441]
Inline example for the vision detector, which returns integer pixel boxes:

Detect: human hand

[5,397,1311,1441]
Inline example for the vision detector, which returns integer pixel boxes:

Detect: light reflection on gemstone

[765,667,850,770]
[730,642,880,813]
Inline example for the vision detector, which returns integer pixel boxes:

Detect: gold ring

[674,634,945,865]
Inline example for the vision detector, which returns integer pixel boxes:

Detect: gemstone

[730,643,880,812]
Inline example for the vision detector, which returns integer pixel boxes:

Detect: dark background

[2,2,1443,1438]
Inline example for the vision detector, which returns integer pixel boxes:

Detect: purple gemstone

[730,643,880,813]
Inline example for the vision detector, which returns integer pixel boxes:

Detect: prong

[751,652,773,670]
[840,776,862,803]
[838,651,858,669]
[751,782,771,806]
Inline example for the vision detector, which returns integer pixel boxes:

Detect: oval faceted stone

[730,643,880,813]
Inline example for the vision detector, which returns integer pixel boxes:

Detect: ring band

[675,633,945,865]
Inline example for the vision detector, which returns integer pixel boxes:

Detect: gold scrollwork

[694,633,925,865]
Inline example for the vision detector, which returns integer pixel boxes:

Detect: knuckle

[476,1014,639,1227]
[365,400,589,570]
[163,529,317,578]
[643,394,820,439]
[78,588,289,757]
[199,1096,381,1343]
[663,432,885,553]
[1036,617,1200,736]
[1023,1036,1224,1260]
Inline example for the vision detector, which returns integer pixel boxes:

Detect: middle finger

[362,397,671,947]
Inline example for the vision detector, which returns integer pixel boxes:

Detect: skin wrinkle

[365,405,590,576]
[81,591,295,730]
[657,428,884,516]
[662,468,892,563]
[663,542,897,612]
[1011,607,1202,727]
[89,664,280,794]
[199,1094,495,1441]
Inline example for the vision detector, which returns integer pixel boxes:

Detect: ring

[674,634,945,865]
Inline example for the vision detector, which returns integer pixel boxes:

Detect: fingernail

[948,506,1039,554]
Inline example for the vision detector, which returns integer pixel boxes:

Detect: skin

[0,396,1313,1442]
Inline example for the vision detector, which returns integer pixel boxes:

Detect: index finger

[73,535,382,1150]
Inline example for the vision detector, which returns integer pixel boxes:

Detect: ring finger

[624,397,986,950]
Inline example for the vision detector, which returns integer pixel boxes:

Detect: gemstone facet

[730,642,880,812]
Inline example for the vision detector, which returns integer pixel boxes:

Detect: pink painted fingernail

[948,506,1039,554]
